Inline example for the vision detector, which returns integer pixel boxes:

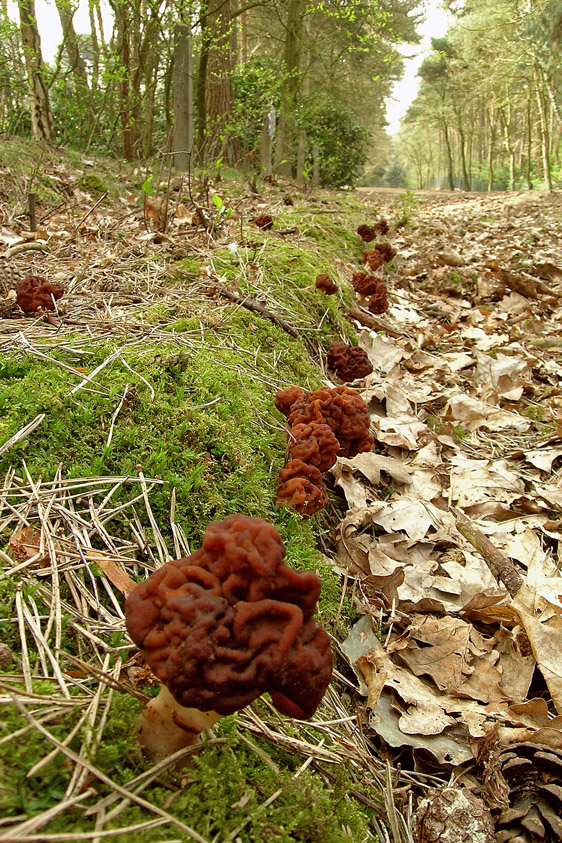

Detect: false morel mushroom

[326,341,373,382]
[287,385,373,458]
[251,214,274,230]
[16,276,64,313]
[368,283,389,314]
[275,459,329,516]
[289,422,340,472]
[351,272,381,297]
[363,243,396,272]
[125,514,333,759]
[315,274,338,295]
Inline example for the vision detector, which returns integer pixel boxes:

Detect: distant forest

[2,0,561,191]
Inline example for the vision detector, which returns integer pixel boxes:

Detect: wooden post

[312,147,320,187]
[260,107,276,177]
[296,131,306,185]
[173,23,193,171]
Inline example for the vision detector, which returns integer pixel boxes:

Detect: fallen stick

[451,505,523,597]
[346,307,402,338]
[216,287,299,338]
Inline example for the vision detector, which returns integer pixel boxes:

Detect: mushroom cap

[125,514,332,718]
[16,276,64,313]
[315,274,338,295]
[326,342,373,383]
[287,386,373,459]
[289,422,339,472]
[351,272,381,297]
[368,284,389,315]
[275,385,305,418]
[276,458,329,516]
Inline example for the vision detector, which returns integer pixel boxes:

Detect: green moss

[0,173,384,840]
[78,172,108,195]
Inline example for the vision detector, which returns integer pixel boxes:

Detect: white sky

[385,0,450,134]
[10,0,447,136]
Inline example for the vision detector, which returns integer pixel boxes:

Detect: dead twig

[451,505,523,596]
[213,286,299,338]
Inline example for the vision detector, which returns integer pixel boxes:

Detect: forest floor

[1,138,562,842]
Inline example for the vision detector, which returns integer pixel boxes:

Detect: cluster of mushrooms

[274,384,374,517]
[122,206,396,762]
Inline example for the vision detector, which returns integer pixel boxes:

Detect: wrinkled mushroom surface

[275,386,305,418]
[125,514,332,719]
[326,341,373,382]
[315,274,338,295]
[251,214,274,230]
[289,422,340,472]
[275,459,329,518]
[351,272,381,297]
[368,284,389,314]
[17,276,64,313]
[287,385,373,459]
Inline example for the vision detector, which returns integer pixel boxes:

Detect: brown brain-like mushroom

[289,422,340,472]
[363,249,385,272]
[315,274,338,295]
[276,459,329,516]
[326,341,373,382]
[287,386,373,459]
[363,243,396,272]
[368,283,389,314]
[374,218,389,236]
[376,243,396,263]
[125,514,333,759]
[275,386,305,418]
[16,276,64,313]
[351,272,380,297]
[357,224,377,242]
[251,214,274,230]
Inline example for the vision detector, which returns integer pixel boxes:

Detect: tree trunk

[173,23,193,171]
[526,94,533,190]
[487,108,494,192]
[442,122,455,190]
[534,67,552,192]
[274,0,305,177]
[54,0,89,95]
[197,0,235,161]
[17,0,53,142]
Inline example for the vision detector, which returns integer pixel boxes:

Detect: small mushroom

[251,214,274,230]
[289,422,340,472]
[315,274,338,295]
[16,276,64,313]
[368,283,389,314]
[286,385,373,459]
[125,514,332,759]
[326,341,373,382]
[276,459,329,516]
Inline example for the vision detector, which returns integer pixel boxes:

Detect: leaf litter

[2,174,562,839]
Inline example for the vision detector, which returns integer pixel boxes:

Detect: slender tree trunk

[525,94,533,189]
[17,0,53,142]
[487,108,495,191]
[442,122,455,189]
[173,22,193,170]
[534,66,552,192]
[274,0,305,177]
[54,0,89,95]
[197,0,235,161]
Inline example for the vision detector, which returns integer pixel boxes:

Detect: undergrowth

[0,145,383,841]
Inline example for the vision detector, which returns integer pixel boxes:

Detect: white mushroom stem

[139,684,222,761]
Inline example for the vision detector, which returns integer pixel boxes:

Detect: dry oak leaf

[9,525,49,566]
[443,394,530,433]
[85,549,136,595]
